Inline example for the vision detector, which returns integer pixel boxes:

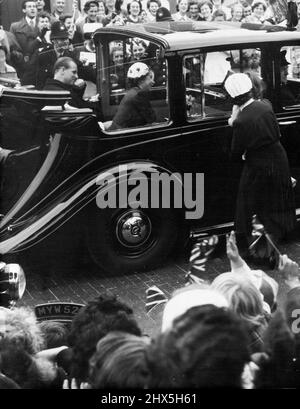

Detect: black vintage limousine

[1,21,300,274]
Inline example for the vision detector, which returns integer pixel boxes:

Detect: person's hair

[37,11,51,23]
[0,307,45,355]
[199,1,213,13]
[59,13,73,24]
[212,9,226,19]
[68,294,142,383]
[146,305,250,388]
[188,1,200,11]
[246,71,265,99]
[38,321,69,349]
[88,331,149,388]
[231,2,243,13]
[147,0,161,9]
[211,273,265,329]
[22,0,36,11]
[84,0,99,13]
[251,1,267,12]
[127,0,142,14]
[53,56,76,74]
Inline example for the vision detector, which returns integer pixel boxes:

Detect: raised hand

[226,230,240,263]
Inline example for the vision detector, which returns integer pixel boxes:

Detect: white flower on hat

[224,73,253,98]
[127,62,150,79]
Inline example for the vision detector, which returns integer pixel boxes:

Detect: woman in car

[224,73,296,263]
[109,62,156,130]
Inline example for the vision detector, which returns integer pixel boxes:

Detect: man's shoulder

[43,79,69,91]
[10,18,26,31]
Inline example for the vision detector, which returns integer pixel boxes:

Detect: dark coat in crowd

[231,99,296,241]
[110,87,156,130]
[10,18,39,59]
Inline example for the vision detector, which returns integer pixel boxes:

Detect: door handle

[278,120,297,125]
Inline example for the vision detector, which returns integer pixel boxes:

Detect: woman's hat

[156,7,173,22]
[224,73,253,98]
[127,62,150,79]
[50,21,69,41]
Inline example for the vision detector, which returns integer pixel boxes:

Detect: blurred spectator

[98,0,108,19]
[188,1,201,20]
[88,331,150,388]
[147,305,251,388]
[39,321,69,349]
[172,0,192,21]
[109,46,126,89]
[211,0,231,20]
[127,0,143,24]
[76,1,103,36]
[130,38,148,61]
[212,9,227,20]
[0,339,66,389]
[0,46,18,81]
[36,0,46,12]
[242,1,252,18]
[10,1,39,64]
[51,0,66,21]
[67,294,142,383]
[230,3,244,22]
[27,12,52,55]
[146,0,162,21]
[199,1,213,21]
[0,29,24,77]
[243,1,268,24]
[0,306,45,355]
[60,14,83,45]
[104,0,118,25]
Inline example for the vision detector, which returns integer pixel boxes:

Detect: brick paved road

[18,231,300,338]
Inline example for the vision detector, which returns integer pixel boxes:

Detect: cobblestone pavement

[18,231,300,338]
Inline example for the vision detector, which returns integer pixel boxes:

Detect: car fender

[0,161,182,254]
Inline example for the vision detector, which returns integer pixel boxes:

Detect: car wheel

[85,206,182,274]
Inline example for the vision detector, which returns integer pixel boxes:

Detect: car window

[280,45,300,108]
[184,47,264,121]
[100,36,169,132]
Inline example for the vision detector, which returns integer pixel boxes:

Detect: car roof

[94,22,300,52]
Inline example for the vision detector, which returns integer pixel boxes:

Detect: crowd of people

[0,0,299,95]
[0,231,300,389]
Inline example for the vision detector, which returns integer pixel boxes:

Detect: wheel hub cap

[117,211,152,247]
